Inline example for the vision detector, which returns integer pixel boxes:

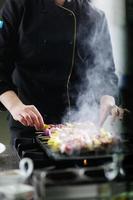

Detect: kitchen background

[0,0,132,144]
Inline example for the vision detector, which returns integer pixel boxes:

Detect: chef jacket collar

[41,0,79,16]
[64,0,80,17]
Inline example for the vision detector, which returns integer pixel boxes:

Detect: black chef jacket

[0,0,118,144]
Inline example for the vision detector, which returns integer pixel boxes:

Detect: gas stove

[14,137,133,200]
[14,137,118,169]
[15,137,133,178]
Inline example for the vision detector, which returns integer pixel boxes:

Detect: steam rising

[63,63,118,127]
[63,62,120,134]
[63,5,119,134]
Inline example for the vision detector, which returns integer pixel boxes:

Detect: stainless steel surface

[32,169,133,200]
[0,145,19,171]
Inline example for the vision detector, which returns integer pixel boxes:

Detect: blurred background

[0,0,132,144]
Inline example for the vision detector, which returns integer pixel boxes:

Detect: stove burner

[14,135,133,200]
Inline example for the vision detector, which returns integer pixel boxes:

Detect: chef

[0,0,123,145]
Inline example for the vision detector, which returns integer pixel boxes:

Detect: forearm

[99,95,128,127]
[0,90,44,130]
[0,90,24,113]
[99,95,115,127]
[100,95,115,108]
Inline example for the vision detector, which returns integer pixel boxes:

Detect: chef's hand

[99,95,129,127]
[110,105,130,122]
[0,90,44,130]
[10,103,45,130]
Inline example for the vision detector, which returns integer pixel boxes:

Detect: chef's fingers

[29,105,44,129]
[19,112,35,127]
[25,110,42,130]
[118,108,124,120]
[110,105,120,124]
[111,106,130,121]
[119,108,130,120]
[27,108,45,130]
[17,114,29,126]
[13,104,44,129]
[111,105,118,116]
[16,110,40,129]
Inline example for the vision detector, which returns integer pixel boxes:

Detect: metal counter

[0,145,19,171]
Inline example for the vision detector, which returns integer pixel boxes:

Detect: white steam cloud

[62,1,122,135]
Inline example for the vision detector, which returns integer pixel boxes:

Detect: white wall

[93,0,126,83]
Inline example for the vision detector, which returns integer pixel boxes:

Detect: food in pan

[37,122,116,155]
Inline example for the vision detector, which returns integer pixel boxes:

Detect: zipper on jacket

[57,5,77,114]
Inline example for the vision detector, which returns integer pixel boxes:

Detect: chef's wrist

[0,90,24,113]
[100,95,116,116]
[9,100,24,115]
